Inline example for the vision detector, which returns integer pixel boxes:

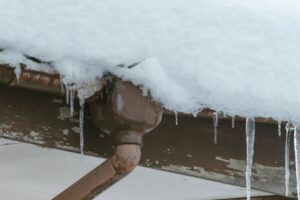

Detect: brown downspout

[1,65,163,199]
[52,144,141,200]
[53,79,163,200]
[0,65,162,199]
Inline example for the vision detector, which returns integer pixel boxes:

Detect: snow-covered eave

[0,60,287,127]
[164,109,281,125]
[0,60,297,200]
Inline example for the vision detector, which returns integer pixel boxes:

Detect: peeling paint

[72,127,80,134]
[100,129,111,135]
[162,156,298,197]
[0,138,19,146]
[29,131,40,138]
[0,123,11,129]
[53,99,63,104]
[116,94,124,112]
[62,129,69,136]
[57,107,71,120]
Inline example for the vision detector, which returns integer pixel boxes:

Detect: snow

[0,138,271,200]
[0,0,300,124]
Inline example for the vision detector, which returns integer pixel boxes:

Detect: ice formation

[278,121,282,137]
[245,118,255,200]
[285,123,292,196]
[76,81,103,159]
[79,97,85,160]
[69,89,75,117]
[64,84,75,117]
[294,127,300,198]
[212,112,219,144]
[65,85,70,105]
[174,112,179,126]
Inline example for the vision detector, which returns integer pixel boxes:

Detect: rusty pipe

[13,65,62,94]
[53,144,141,200]
[0,65,62,94]
[54,79,163,200]
[0,65,104,101]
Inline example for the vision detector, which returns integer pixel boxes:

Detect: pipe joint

[89,78,163,146]
[52,77,163,200]
[110,144,141,175]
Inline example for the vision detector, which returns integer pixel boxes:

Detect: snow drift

[0,0,300,122]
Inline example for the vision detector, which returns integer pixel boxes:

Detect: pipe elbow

[110,144,141,175]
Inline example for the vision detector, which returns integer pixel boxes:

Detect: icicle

[278,121,282,137]
[286,122,293,135]
[285,128,291,196]
[76,81,104,160]
[245,118,255,200]
[192,111,198,118]
[65,84,70,105]
[232,115,235,128]
[79,97,85,161]
[294,127,300,199]
[174,111,178,126]
[212,112,219,144]
[14,65,21,82]
[70,89,75,117]
[60,77,65,94]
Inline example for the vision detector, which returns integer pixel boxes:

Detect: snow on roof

[0,0,300,123]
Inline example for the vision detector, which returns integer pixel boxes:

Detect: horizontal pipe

[0,65,62,95]
[0,65,105,102]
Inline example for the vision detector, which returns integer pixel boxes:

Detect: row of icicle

[174,111,300,199]
[14,70,86,160]
[63,79,103,161]
[63,77,299,199]
[7,61,300,199]
[12,65,297,199]
[62,83,85,161]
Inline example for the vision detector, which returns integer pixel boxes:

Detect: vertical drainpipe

[53,79,163,200]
